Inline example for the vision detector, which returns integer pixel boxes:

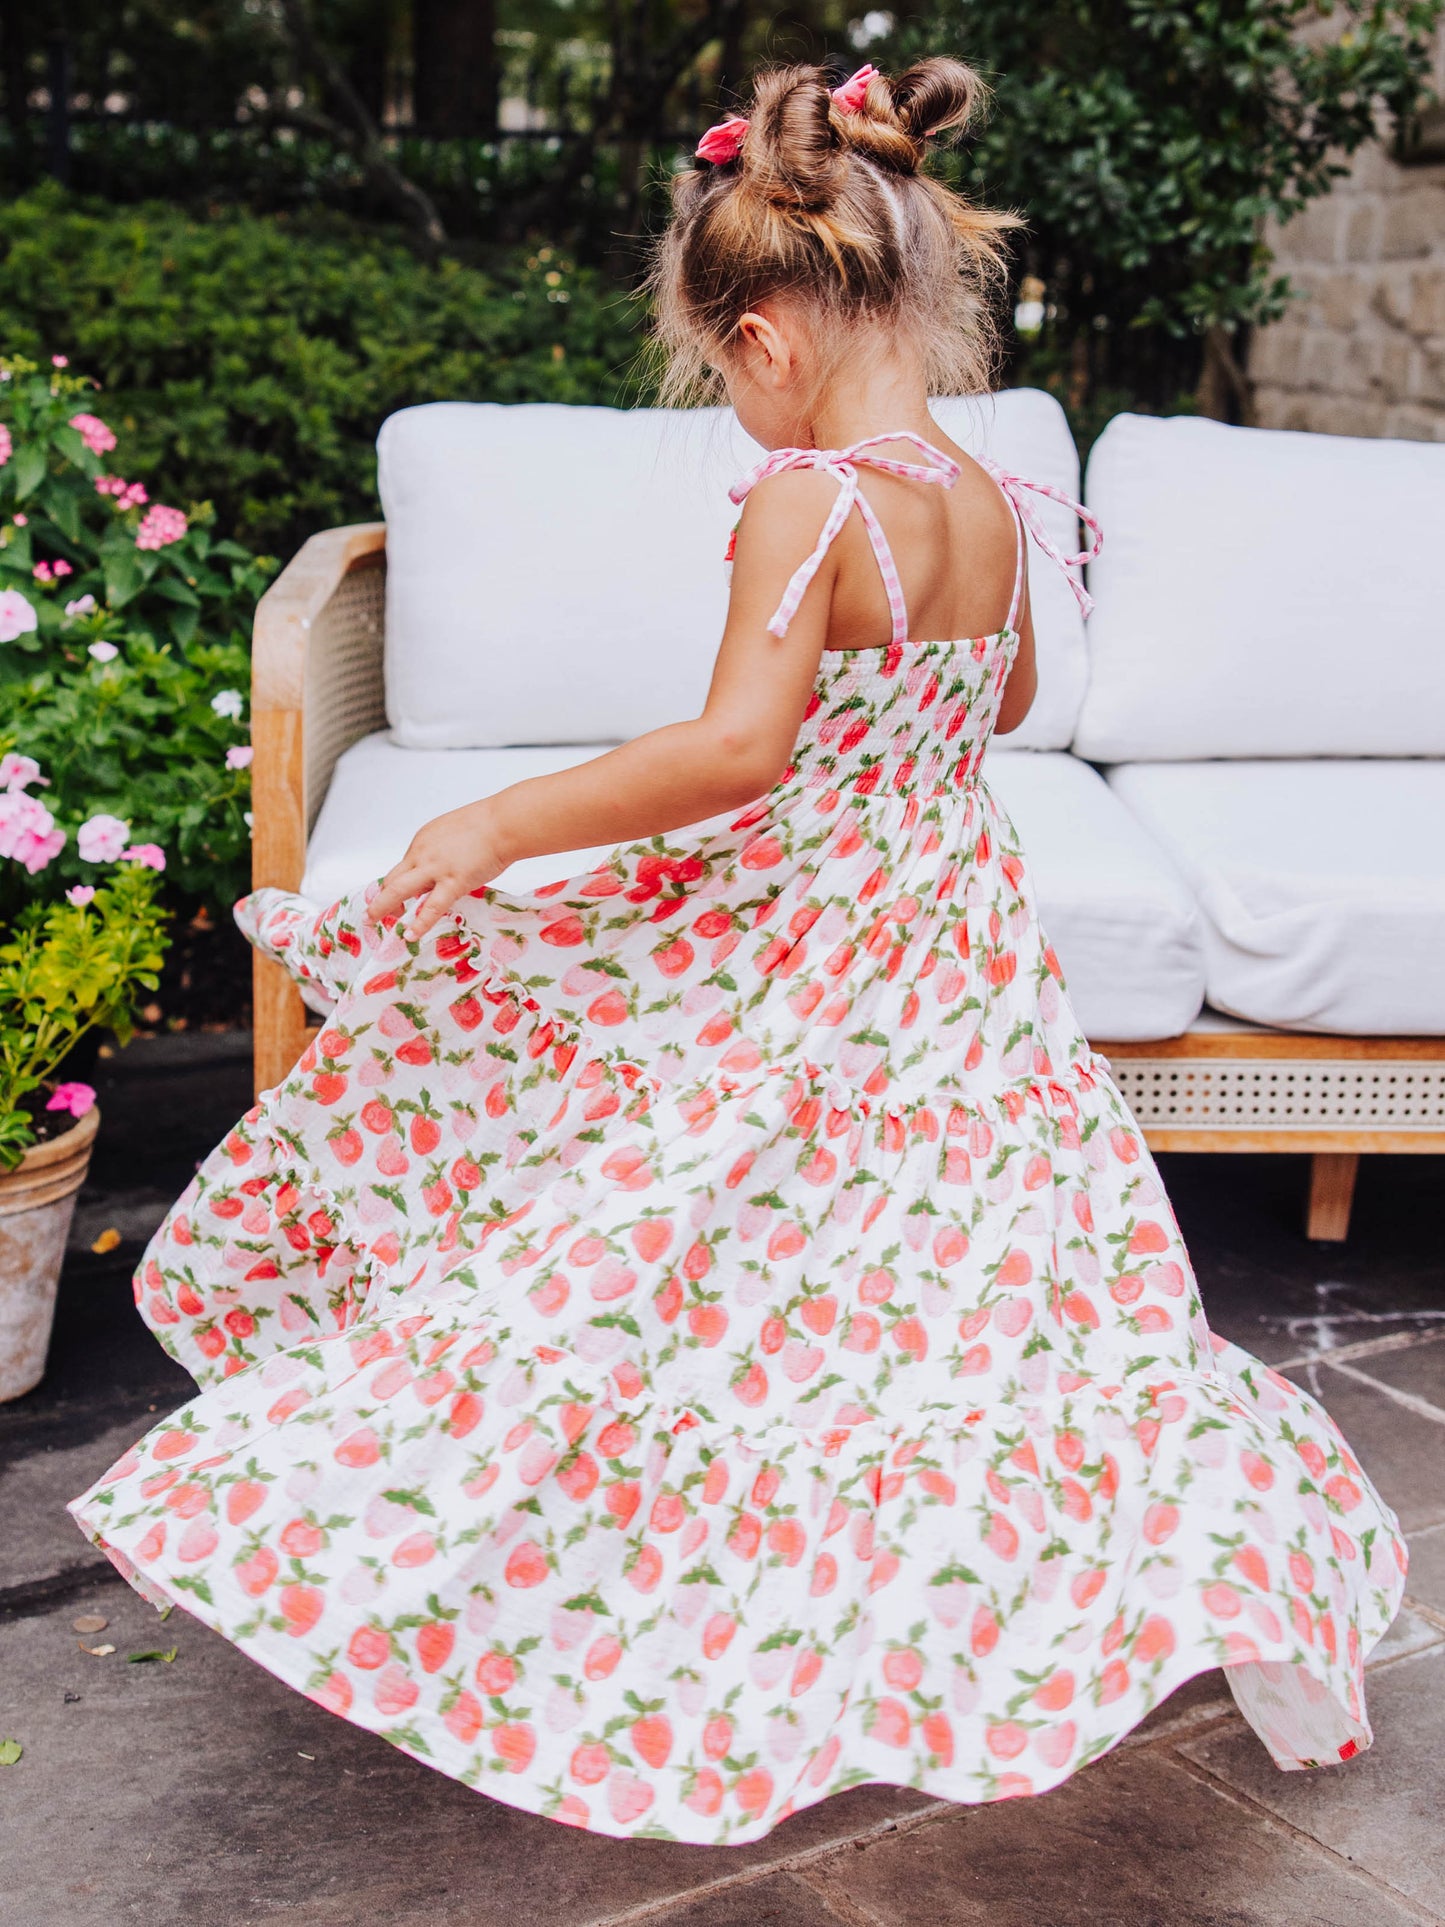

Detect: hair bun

[835,68,921,175]
[740,66,848,211]
[888,58,987,146]
[827,57,987,177]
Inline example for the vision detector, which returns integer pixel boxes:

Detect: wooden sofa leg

[253,951,313,1100]
[1307,1153,1359,1242]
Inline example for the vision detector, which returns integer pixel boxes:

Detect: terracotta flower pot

[0,1106,100,1403]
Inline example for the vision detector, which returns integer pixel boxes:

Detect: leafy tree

[880,0,1444,423]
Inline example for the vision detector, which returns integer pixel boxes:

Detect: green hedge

[0,186,649,557]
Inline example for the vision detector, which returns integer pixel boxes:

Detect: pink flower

[77,812,129,862]
[0,753,43,791]
[95,475,148,510]
[226,744,254,771]
[0,589,38,641]
[53,559,71,577]
[88,640,119,662]
[136,504,187,551]
[47,1081,96,1119]
[832,64,877,114]
[33,561,53,583]
[0,424,10,466]
[51,355,70,369]
[66,595,97,617]
[0,791,65,872]
[696,116,749,163]
[11,513,25,526]
[69,413,117,456]
[66,884,96,906]
[121,842,166,871]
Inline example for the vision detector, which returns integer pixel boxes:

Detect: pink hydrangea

[66,884,96,907]
[46,1081,96,1118]
[95,475,148,511]
[0,589,38,642]
[77,812,129,863]
[69,413,117,456]
[135,504,188,551]
[0,791,65,872]
[121,842,166,871]
[0,423,10,467]
[225,744,254,771]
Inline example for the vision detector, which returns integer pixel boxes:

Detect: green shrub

[0,186,649,557]
[0,353,272,911]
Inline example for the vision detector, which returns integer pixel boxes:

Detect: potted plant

[0,860,166,1399]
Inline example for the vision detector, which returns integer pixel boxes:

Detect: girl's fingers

[371,863,431,926]
[406,877,460,942]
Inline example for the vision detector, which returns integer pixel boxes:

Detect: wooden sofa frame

[252,527,1445,1243]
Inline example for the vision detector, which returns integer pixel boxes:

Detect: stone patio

[2,1034,1441,1927]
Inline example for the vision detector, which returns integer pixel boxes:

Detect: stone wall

[1249,29,1445,439]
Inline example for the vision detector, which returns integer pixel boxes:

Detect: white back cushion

[378,389,1087,750]
[380,404,746,749]
[1074,413,1445,760]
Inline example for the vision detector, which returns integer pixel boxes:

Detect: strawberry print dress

[72,432,1407,1845]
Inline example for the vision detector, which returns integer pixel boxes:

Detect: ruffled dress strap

[728,431,960,641]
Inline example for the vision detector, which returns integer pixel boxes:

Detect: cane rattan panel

[304,554,387,835]
[1106,1054,1445,1133]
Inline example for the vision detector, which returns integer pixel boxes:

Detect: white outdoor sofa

[250,391,1445,1240]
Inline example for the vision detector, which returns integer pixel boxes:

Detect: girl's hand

[369,799,509,941]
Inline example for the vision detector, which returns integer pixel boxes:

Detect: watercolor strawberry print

[72,453,1406,1845]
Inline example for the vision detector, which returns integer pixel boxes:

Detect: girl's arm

[369,470,839,939]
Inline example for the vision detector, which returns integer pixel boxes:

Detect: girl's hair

[650,58,1017,407]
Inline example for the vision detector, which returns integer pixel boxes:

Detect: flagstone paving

[1,1034,1440,1926]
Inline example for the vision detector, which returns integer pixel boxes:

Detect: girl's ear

[737,309,793,386]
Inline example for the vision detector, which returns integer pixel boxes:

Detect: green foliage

[883,0,1443,413]
[0,353,273,908]
[0,863,167,1168]
[0,188,649,556]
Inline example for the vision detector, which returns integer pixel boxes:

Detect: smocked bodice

[787,631,1018,801]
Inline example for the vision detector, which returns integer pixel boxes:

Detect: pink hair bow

[695,65,879,164]
[831,63,877,114]
[695,115,750,164]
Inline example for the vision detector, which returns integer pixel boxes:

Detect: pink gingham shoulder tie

[728,430,1102,637]
[973,454,1104,624]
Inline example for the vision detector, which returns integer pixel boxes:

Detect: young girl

[74,59,1404,1845]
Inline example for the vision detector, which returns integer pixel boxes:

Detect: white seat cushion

[377,388,1089,754]
[1074,413,1445,761]
[306,739,1204,1041]
[302,733,622,907]
[1105,760,1445,1034]
[987,751,1205,1040]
